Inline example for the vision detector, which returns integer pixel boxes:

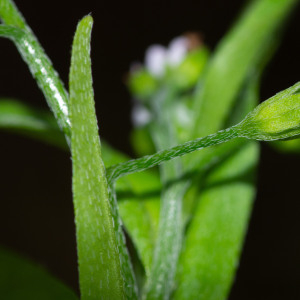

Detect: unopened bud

[235,82,300,141]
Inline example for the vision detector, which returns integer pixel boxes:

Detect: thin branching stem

[107,127,239,183]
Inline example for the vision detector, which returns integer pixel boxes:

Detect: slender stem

[143,88,187,299]
[107,127,239,182]
[144,178,189,300]
[0,0,71,141]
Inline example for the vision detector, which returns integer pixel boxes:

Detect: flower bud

[235,82,300,141]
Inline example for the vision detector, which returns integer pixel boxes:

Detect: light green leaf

[0,247,78,300]
[69,15,136,299]
[174,141,259,300]
[175,64,261,299]
[118,173,160,277]
[175,29,270,297]
[181,72,260,224]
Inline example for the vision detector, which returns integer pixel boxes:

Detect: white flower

[144,36,190,78]
[167,36,189,67]
[131,102,152,127]
[145,45,167,78]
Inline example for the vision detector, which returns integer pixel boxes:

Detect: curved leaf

[0,99,67,149]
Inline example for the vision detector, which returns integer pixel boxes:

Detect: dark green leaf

[0,99,67,149]
[0,247,78,300]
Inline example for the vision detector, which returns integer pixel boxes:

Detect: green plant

[0,0,299,299]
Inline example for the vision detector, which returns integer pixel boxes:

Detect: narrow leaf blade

[175,141,259,300]
[70,16,136,299]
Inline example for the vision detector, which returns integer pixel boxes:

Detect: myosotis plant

[0,0,299,299]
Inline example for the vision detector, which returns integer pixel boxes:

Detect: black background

[0,0,300,299]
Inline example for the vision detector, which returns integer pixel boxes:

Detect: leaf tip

[80,14,93,27]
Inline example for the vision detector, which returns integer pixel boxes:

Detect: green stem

[107,127,239,182]
[143,178,189,300]
[0,0,70,141]
[0,0,27,29]
[143,88,186,299]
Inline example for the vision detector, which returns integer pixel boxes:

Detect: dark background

[0,0,300,299]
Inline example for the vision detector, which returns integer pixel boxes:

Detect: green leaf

[118,172,160,277]
[174,141,259,300]
[130,127,155,157]
[180,69,260,224]
[69,15,136,299]
[191,0,298,139]
[99,141,161,278]
[175,65,261,299]
[171,4,296,296]
[0,0,70,141]
[0,247,78,300]
[0,99,67,149]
